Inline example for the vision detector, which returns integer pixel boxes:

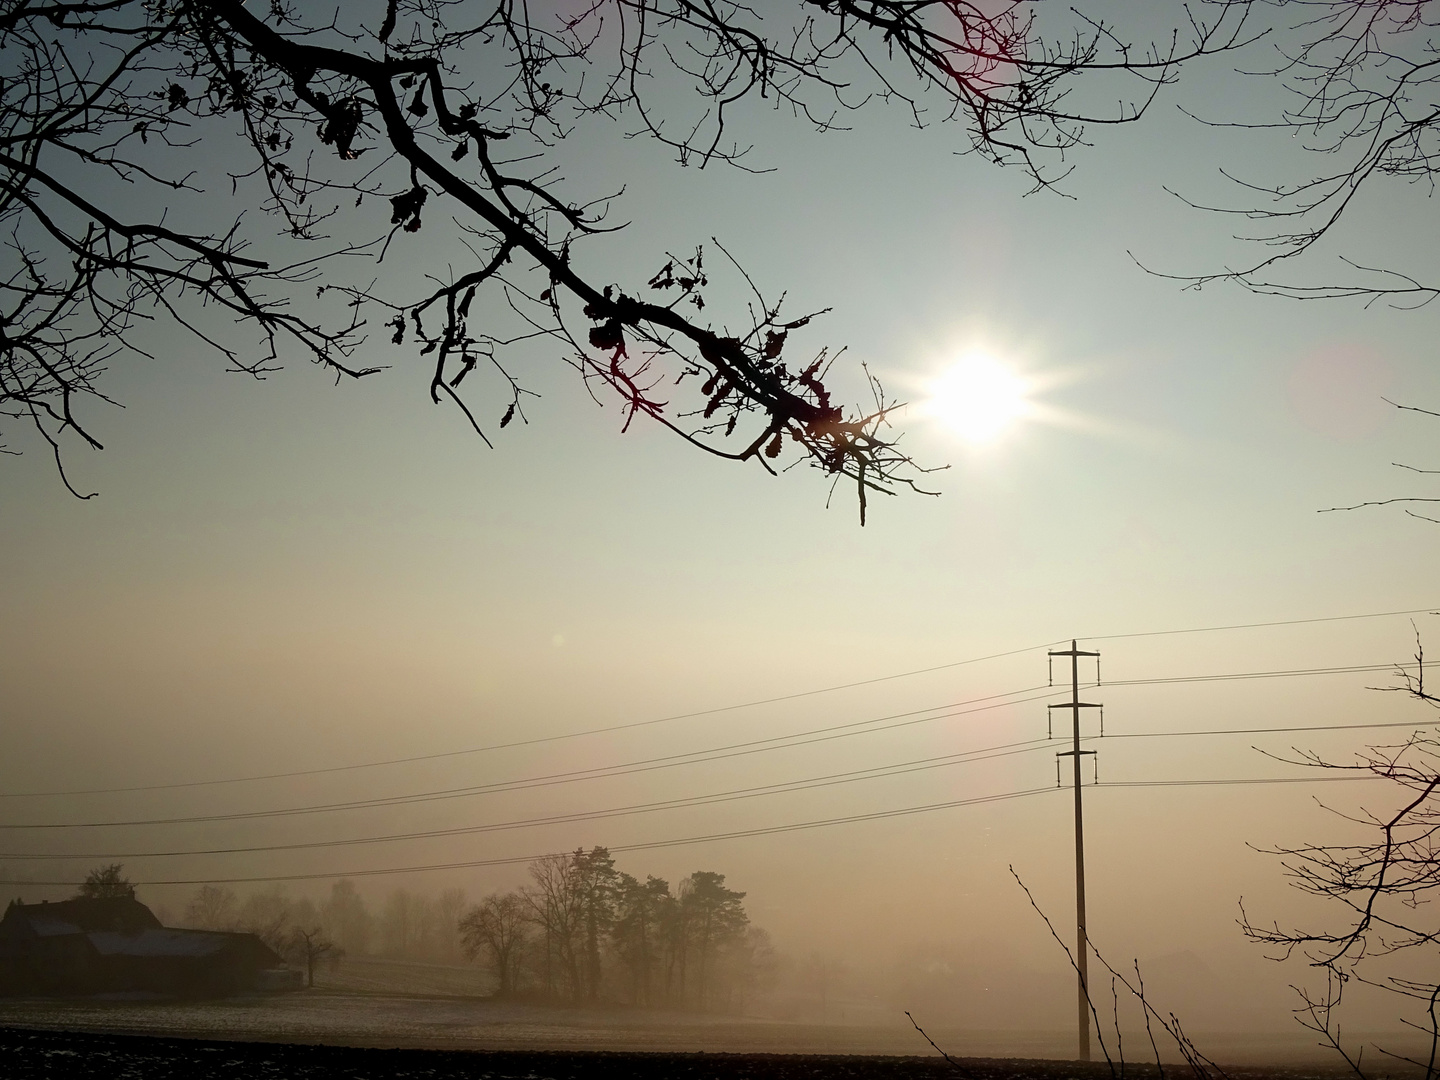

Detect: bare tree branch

[1,1,1253,513]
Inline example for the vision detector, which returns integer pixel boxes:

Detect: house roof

[87,929,233,958]
[1,897,162,936]
[1,896,287,970]
[27,918,86,938]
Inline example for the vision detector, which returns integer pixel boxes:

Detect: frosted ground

[0,978,1422,1066]
[0,990,1003,1056]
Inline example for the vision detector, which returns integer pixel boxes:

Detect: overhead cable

[0,740,1057,860]
[2,717,1429,859]
[0,774,1383,888]
[0,688,1056,829]
[1086,605,1439,643]
[2,664,1425,830]
[7,602,1430,800]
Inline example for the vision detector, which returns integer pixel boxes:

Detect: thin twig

[906,1011,967,1073]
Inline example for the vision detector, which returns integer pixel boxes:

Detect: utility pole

[1048,640,1101,1063]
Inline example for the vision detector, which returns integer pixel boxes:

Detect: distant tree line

[459,847,774,1013]
[179,877,467,985]
[172,847,773,1011]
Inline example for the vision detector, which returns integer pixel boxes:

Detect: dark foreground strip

[0,1026,1375,1080]
[0,1026,1138,1080]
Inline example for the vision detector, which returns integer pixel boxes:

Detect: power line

[1086,605,1439,643]
[1,662,1422,831]
[0,643,1063,800]
[2,716,1428,860]
[1105,663,1413,688]
[1105,719,1440,740]
[7,603,1431,801]
[0,774,1385,888]
[2,786,1065,886]
[1098,777,1374,789]
[0,740,1058,861]
[2,612,1428,888]
[0,687,1058,830]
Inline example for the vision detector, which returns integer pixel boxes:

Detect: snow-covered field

[0,991,954,1055]
[0,1026,1167,1080]
[0,992,1402,1066]
[0,956,1422,1067]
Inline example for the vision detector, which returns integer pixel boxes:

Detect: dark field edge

[0,1026,1383,1080]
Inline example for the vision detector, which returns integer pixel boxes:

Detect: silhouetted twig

[906,1011,967,1073]
[1009,867,1116,1075]
[1012,867,1231,1080]
[1137,961,1165,1080]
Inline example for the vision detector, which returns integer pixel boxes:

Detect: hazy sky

[4,0,1440,1039]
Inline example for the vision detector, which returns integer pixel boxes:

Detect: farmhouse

[0,895,299,997]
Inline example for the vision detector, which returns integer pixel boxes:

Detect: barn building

[0,895,299,997]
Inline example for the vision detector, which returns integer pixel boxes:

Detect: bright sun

[928,351,1031,443]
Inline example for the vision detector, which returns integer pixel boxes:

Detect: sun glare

[928,351,1031,443]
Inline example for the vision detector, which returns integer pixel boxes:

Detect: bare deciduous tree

[1320,401,1440,525]
[319,878,374,956]
[378,887,436,956]
[287,924,341,988]
[459,890,529,997]
[1164,2,1440,307]
[1243,639,1440,1079]
[720,925,778,1015]
[800,950,849,1020]
[0,1,1251,516]
[518,848,618,1002]
[235,885,294,953]
[433,886,467,960]
[521,852,586,1000]
[182,883,238,930]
